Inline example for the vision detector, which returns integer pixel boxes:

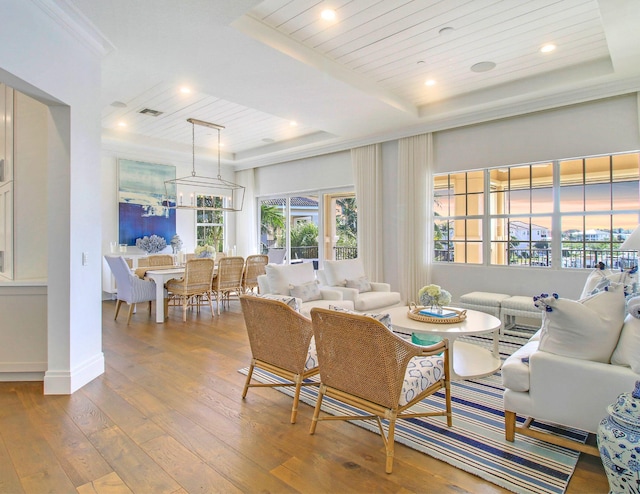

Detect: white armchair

[257,262,353,317]
[317,258,401,312]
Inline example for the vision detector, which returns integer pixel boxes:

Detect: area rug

[239,331,587,494]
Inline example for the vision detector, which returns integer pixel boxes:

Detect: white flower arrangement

[195,244,216,258]
[135,235,167,254]
[418,284,452,308]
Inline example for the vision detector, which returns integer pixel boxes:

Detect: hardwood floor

[0,300,609,493]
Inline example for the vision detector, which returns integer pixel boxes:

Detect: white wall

[0,0,104,393]
[434,94,640,172]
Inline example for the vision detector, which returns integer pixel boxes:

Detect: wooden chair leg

[385,419,397,474]
[126,303,135,325]
[114,300,123,320]
[148,300,152,315]
[309,386,325,434]
[505,410,516,442]
[242,363,255,399]
[182,297,187,322]
[291,377,303,424]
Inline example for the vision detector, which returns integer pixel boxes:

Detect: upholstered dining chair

[309,307,452,474]
[104,255,157,324]
[239,294,319,423]
[165,258,215,322]
[147,254,173,266]
[212,256,245,314]
[242,254,269,293]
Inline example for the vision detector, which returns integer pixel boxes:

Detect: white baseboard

[43,352,105,395]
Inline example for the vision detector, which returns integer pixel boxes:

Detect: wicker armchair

[104,255,156,324]
[240,295,319,423]
[309,307,452,474]
[242,254,269,293]
[147,254,173,266]
[212,256,245,314]
[165,258,215,321]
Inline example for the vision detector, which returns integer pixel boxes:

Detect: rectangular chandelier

[164,118,245,212]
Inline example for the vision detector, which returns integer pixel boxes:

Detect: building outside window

[433,152,640,269]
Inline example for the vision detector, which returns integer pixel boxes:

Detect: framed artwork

[118,159,176,246]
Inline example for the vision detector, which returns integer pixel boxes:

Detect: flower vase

[597,380,640,494]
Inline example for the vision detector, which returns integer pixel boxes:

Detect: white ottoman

[458,291,510,320]
[500,295,542,335]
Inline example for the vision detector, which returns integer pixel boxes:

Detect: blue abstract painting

[118,159,176,246]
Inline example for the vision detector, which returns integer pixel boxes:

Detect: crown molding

[31,0,115,57]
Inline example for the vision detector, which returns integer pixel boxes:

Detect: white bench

[459,292,542,336]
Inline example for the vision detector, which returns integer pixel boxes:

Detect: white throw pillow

[537,284,626,362]
[248,293,301,312]
[324,259,366,287]
[611,315,640,373]
[290,280,322,302]
[345,276,372,293]
[580,267,632,299]
[265,263,315,295]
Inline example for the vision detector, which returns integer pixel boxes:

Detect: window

[258,190,357,265]
[433,152,640,269]
[196,195,224,251]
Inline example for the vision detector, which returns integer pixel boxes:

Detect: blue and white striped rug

[240,331,587,494]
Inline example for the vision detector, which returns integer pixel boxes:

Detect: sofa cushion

[353,290,401,311]
[611,314,640,373]
[265,263,315,295]
[324,259,365,287]
[400,354,445,406]
[290,280,322,302]
[537,285,626,363]
[346,276,372,293]
[501,340,539,392]
[299,299,353,318]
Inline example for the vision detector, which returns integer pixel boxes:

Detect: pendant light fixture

[164,118,245,211]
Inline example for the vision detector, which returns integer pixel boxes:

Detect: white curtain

[351,143,383,281]
[234,168,256,258]
[397,133,434,302]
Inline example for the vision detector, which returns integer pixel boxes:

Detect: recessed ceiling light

[425,79,436,87]
[321,9,336,21]
[540,44,556,53]
[290,120,298,127]
[111,101,127,108]
[470,61,496,73]
[438,26,454,36]
[180,86,191,94]
[117,121,127,127]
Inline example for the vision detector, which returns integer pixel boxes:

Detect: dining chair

[240,295,319,423]
[165,258,215,321]
[104,255,157,324]
[242,254,269,293]
[212,256,245,314]
[147,254,173,266]
[309,307,452,474]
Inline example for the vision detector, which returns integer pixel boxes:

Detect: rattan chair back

[240,295,319,423]
[242,254,269,293]
[165,258,215,321]
[212,256,245,314]
[240,295,313,374]
[147,254,173,266]
[311,308,422,409]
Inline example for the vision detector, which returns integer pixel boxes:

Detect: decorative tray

[407,302,467,324]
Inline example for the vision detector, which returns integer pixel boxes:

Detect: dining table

[143,265,218,323]
[145,267,185,323]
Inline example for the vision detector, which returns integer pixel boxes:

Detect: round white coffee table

[386,306,502,380]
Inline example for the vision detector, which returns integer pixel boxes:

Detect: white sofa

[316,258,402,312]
[257,262,354,317]
[502,286,640,454]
